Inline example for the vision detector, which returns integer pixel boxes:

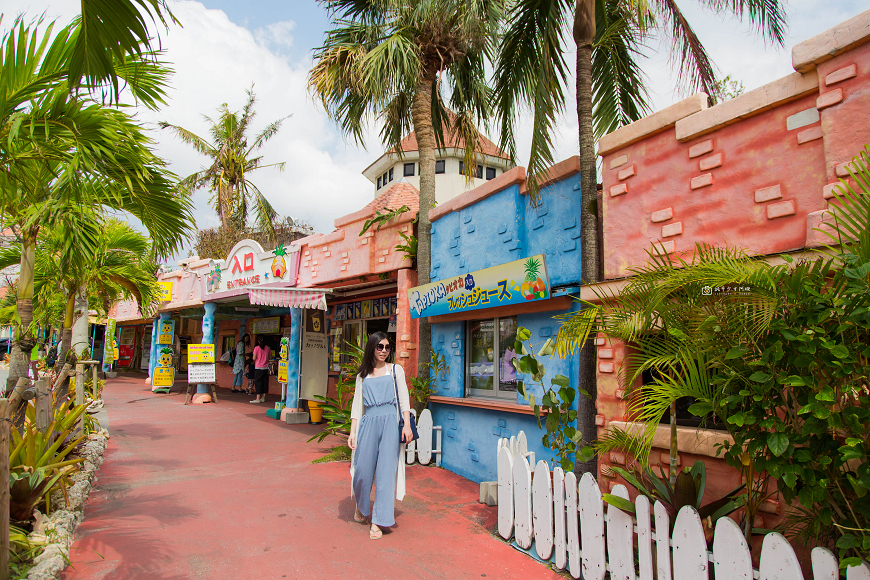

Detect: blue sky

[3,0,867,263]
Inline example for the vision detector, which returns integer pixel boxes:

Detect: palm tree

[494,0,787,476]
[0,21,194,389]
[310,0,503,375]
[159,88,288,242]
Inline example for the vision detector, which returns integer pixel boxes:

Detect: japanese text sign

[187,344,215,364]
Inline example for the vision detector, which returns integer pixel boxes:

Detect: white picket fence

[497,432,870,580]
[405,409,442,467]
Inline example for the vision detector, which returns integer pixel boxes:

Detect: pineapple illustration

[157,347,173,367]
[271,244,288,278]
[521,258,546,300]
[279,337,289,360]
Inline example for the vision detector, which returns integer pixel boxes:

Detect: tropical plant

[407,348,448,416]
[394,231,417,264]
[359,206,411,236]
[493,0,788,478]
[310,0,502,376]
[160,87,288,241]
[513,326,594,472]
[308,337,366,445]
[1,19,194,389]
[603,461,745,542]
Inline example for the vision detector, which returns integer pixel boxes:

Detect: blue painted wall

[427,168,585,483]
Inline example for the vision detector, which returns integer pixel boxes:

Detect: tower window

[486,167,496,180]
[435,160,445,174]
[404,163,415,177]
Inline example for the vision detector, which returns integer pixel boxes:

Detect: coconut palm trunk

[57,289,78,367]
[411,72,438,376]
[574,0,601,477]
[8,233,38,391]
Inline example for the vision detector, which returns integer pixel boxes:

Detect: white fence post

[635,495,654,580]
[672,506,709,580]
[579,473,606,580]
[553,467,567,570]
[513,455,533,550]
[654,501,673,580]
[759,533,804,580]
[712,516,753,580]
[565,471,580,578]
[497,444,514,540]
[606,484,636,580]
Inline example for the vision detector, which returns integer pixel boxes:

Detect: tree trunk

[219,183,232,232]
[57,292,76,368]
[574,0,601,478]
[70,291,90,358]
[410,71,438,377]
[7,233,38,392]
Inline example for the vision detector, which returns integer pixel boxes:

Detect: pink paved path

[62,374,560,580]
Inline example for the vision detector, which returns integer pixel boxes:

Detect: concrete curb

[25,428,110,580]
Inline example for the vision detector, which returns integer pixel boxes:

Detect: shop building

[409,157,585,484]
[588,10,870,521]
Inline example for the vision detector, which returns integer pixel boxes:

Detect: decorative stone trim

[797,126,823,144]
[598,94,709,156]
[609,155,628,169]
[755,184,783,203]
[792,10,870,72]
[825,64,858,86]
[650,208,674,223]
[661,222,684,238]
[816,88,844,109]
[690,173,714,190]
[26,430,110,580]
[607,420,733,458]
[617,165,636,181]
[767,200,797,219]
[699,153,723,171]
[610,183,628,197]
[688,140,713,158]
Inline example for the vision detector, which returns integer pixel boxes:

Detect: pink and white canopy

[247,288,327,310]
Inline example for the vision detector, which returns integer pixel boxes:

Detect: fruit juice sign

[407,255,550,319]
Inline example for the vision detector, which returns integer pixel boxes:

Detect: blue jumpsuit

[352,373,401,527]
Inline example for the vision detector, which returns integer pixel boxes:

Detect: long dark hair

[256,335,266,349]
[242,333,250,345]
[356,332,392,379]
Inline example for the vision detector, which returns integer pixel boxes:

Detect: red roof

[366,181,420,214]
[389,118,510,160]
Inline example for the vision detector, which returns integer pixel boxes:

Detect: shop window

[467,316,518,400]
[221,335,235,359]
[435,160,445,174]
[486,167,496,180]
[403,163,415,177]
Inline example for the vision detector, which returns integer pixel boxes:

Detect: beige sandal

[369,525,383,540]
[353,507,367,524]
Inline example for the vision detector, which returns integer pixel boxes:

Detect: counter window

[467,316,518,400]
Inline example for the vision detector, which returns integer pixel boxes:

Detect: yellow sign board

[113,348,120,360]
[157,319,175,345]
[158,281,173,301]
[187,344,215,364]
[277,360,288,383]
[153,367,175,387]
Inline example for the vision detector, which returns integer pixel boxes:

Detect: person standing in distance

[232,334,250,393]
[348,332,413,540]
[250,336,271,404]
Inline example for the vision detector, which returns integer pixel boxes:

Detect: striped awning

[248,288,327,310]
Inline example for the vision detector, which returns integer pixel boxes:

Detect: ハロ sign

[187,344,215,364]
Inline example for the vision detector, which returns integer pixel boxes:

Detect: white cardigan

[349,363,411,500]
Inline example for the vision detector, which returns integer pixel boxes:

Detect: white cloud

[255,20,295,50]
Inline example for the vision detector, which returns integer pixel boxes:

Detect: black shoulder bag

[394,364,419,442]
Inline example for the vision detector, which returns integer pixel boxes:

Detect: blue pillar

[90,323,97,357]
[198,303,217,394]
[285,308,302,409]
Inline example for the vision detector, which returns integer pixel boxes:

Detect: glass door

[467,319,495,396]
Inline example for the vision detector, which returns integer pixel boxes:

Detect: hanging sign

[102,319,117,364]
[187,344,215,364]
[251,317,281,334]
[407,254,551,319]
[158,281,173,301]
[205,239,300,294]
[152,347,175,387]
[188,363,216,384]
[157,319,175,345]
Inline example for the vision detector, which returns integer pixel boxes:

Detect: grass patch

[312,445,352,464]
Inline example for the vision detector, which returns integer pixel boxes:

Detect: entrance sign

[158,281,173,301]
[187,344,215,364]
[300,310,328,401]
[103,319,117,364]
[252,317,281,334]
[157,319,175,345]
[205,239,300,295]
[188,363,216,383]
[408,254,551,319]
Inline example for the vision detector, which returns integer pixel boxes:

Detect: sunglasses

[376,343,392,352]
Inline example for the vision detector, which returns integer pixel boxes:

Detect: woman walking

[250,336,271,404]
[348,332,413,540]
[231,334,250,393]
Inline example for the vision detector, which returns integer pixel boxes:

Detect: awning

[248,288,328,310]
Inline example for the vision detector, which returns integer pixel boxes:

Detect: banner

[187,344,215,364]
[407,255,551,319]
[102,319,117,364]
[251,316,281,334]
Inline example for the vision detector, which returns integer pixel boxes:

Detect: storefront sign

[408,254,551,319]
[252,317,281,334]
[205,239,299,294]
[187,344,215,363]
[277,336,289,383]
[157,319,175,345]
[188,363,216,383]
[277,360,288,383]
[102,319,117,365]
[158,281,173,301]
[300,310,328,400]
[334,297,397,321]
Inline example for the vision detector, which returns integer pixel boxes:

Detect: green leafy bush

[407,348,447,415]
